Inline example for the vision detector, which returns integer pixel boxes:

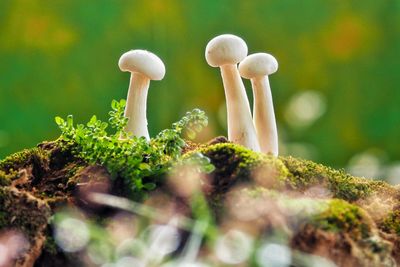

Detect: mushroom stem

[124,73,150,140]
[205,34,261,152]
[251,76,278,155]
[118,49,165,140]
[220,65,260,151]
[238,53,279,155]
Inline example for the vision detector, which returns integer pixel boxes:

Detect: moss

[196,143,389,203]
[0,167,25,187]
[197,143,289,194]
[311,199,370,237]
[0,138,398,265]
[0,170,11,186]
[190,141,400,240]
[218,186,373,240]
[280,156,376,201]
[0,147,49,176]
[236,188,372,238]
[380,211,400,235]
[200,142,263,166]
[236,187,393,259]
[194,143,397,205]
[0,187,51,241]
[364,180,398,198]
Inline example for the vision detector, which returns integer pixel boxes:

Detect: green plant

[55,99,209,199]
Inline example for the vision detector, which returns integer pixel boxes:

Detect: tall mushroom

[238,53,279,155]
[118,50,165,140]
[205,34,260,152]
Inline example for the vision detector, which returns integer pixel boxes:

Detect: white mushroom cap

[238,53,278,79]
[205,34,248,67]
[118,50,166,80]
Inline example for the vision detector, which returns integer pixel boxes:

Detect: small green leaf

[55,116,64,126]
[55,99,209,201]
[111,99,118,110]
[138,163,151,171]
[67,115,73,127]
[119,99,126,107]
[89,115,97,124]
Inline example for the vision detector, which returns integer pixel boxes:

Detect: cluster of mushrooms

[119,34,279,156]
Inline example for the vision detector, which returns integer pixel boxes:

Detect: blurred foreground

[0,139,399,266]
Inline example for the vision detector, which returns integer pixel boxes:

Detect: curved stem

[124,73,150,140]
[251,76,278,155]
[220,64,260,152]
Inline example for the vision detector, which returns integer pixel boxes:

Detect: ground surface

[1,138,400,267]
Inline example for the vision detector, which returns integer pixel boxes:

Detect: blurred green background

[1,0,399,180]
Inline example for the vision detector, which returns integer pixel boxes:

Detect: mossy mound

[198,142,289,194]
[226,186,394,266]
[0,139,400,266]
[196,142,400,266]
[199,142,398,202]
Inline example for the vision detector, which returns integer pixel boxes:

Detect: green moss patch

[380,211,400,235]
[198,143,289,194]
[311,199,370,237]
[281,156,371,201]
[0,170,12,186]
[0,147,49,174]
[280,156,397,202]
[0,142,86,203]
[194,143,399,207]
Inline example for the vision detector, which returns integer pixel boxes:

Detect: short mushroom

[205,34,260,152]
[238,53,278,155]
[118,50,165,140]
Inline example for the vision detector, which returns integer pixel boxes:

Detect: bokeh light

[256,243,292,267]
[346,149,385,178]
[115,256,145,267]
[87,241,114,265]
[146,223,181,257]
[215,229,253,264]
[386,163,400,185]
[161,261,210,267]
[115,238,146,259]
[54,217,90,252]
[284,90,326,129]
[0,231,28,267]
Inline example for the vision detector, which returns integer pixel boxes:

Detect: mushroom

[238,53,279,155]
[118,50,165,140]
[205,34,260,151]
